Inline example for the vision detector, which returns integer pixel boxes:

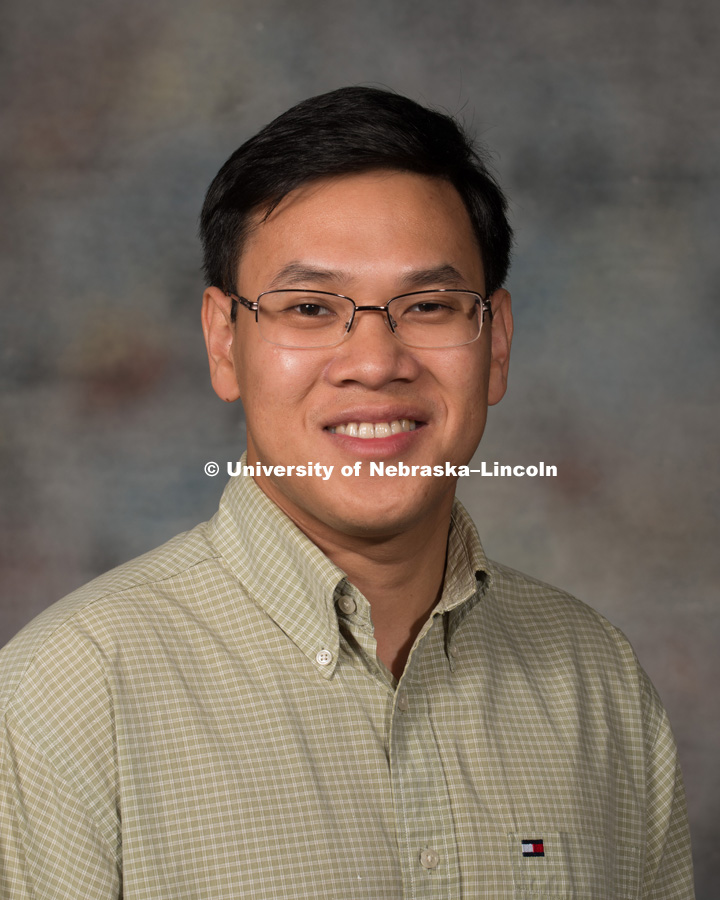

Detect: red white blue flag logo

[522,840,545,857]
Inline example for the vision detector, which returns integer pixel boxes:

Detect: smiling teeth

[329,419,417,438]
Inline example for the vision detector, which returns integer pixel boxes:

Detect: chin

[323,509,423,539]
[316,485,451,539]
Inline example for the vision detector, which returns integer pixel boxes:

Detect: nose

[326,307,421,389]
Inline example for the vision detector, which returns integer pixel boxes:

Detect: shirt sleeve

[0,623,122,900]
[639,668,696,900]
[0,714,121,899]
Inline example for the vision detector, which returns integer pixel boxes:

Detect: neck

[260,484,454,680]
[321,524,450,679]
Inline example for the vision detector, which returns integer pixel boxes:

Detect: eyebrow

[398,264,468,291]
[267,263,342,290]
[267,262,470,292]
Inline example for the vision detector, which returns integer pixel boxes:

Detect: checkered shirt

[0,471,694,898]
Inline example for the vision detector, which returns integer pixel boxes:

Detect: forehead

[237,170,485,292]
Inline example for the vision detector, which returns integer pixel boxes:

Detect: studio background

[1,0,718,895]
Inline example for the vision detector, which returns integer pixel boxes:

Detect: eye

[407,300,453,314]
[291,302,335,317]
[401,298,460,320]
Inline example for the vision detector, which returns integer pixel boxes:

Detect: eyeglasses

[228,289,492,349]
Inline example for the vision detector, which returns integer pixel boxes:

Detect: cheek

[438,347,489,417]
[435,356,490,464]
[236,342,324,413]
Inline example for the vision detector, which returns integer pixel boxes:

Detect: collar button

[315,649,334,666]
[337,595,357,615]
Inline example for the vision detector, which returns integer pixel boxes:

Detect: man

[0,88,693,898]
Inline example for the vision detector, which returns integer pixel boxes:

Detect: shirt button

[337,595,357,615]
[420,848,440,869]
[396,691,409,711]
[316,649,333,666]
[449,644,459,658]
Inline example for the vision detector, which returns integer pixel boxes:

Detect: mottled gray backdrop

[1,0,718,894]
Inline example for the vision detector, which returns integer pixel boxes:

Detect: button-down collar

[209,462,346,677]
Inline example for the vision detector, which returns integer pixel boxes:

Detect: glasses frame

[228,288,493,349]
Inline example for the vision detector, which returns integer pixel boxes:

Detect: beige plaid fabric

[0,471,694,898]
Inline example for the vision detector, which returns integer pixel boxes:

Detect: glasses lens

[257,291,354,348]
[389,291,481,348]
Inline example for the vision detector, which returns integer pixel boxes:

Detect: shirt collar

[209,463,346,678]
[208,459,492,676]
[442,499,492,611]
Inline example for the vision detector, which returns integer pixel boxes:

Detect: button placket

[389,629,461,898]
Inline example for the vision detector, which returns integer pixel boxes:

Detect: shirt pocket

[508,831,641,899]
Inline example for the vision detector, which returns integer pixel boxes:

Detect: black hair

[200,86,512,305]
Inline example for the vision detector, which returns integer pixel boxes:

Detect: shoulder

[477,559,650,700]
[0,520,226,714]
[471,561,677,761]
[485,558,632,647]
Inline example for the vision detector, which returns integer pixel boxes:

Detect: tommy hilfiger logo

[521,839,545,857]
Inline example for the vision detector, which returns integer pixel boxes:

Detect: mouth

[327,419,418,439]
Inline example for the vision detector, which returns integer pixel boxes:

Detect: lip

[320,406,429,459]
[325,427,425,459]
[321,405,429,430]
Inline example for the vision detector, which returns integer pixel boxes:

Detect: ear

[486,289,513,406]
[201,287,242,402]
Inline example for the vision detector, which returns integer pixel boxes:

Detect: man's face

[203,171,512,543]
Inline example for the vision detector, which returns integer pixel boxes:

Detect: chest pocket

[508,831,641,899]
